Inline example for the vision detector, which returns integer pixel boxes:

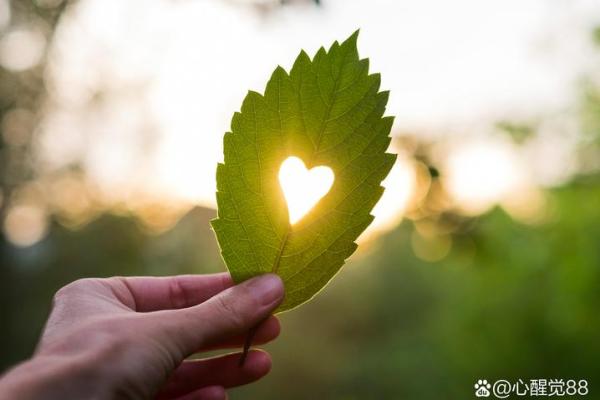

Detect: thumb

[146,274,284,357]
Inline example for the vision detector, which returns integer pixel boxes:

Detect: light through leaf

[278,156,334,224]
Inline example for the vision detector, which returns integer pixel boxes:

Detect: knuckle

[53,279,86,302]
[52,278,105,306]
[167,278,189,309]
[58,278,94,293]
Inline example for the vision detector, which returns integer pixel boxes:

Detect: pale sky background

[7,0,598,237]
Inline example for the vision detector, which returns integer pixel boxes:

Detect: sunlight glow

[0,28,46,71]
[444,139,524,214]
[3,205,49,247]
[369,157,417,234]
[278,157,334,224]
[40,0,596,209]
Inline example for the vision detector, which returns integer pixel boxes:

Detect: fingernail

[245,274,284,306]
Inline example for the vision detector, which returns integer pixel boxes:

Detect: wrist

[0,354,110,400]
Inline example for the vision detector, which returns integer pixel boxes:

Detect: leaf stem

[241,226,289,367]
[239,322,261,367]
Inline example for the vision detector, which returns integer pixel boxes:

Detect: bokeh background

[2,0,600,398]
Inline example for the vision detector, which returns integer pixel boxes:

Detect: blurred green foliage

[2,175,600,398]
[234,175,600,399]
[593,26,600,47]
[495,121,536,145]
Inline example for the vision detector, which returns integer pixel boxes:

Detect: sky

[4,0,599,242]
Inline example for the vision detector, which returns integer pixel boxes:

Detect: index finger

[113,273,234,312]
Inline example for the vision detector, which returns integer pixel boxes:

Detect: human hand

[0,273,284,400]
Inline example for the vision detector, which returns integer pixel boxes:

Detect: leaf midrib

[270,54,346,275]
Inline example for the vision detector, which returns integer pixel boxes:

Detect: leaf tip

[344,29,360,46]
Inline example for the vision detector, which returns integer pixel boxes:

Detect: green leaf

[211,31,396,312]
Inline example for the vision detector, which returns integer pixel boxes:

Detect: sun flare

[278,157,334,224]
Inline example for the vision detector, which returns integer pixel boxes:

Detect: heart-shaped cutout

[278,156,334,224]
